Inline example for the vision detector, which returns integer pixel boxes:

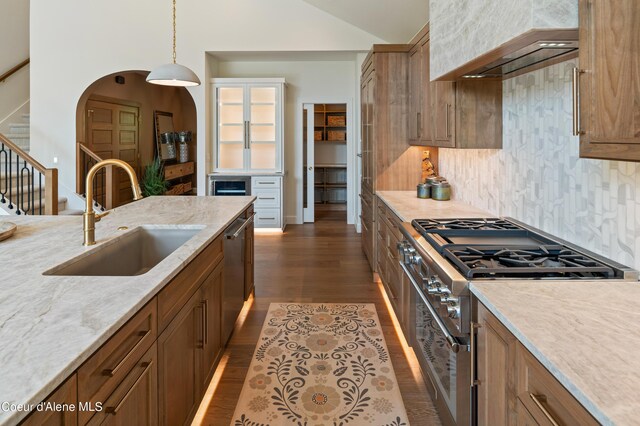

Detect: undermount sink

[44,225,205,277]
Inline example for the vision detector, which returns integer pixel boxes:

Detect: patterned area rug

[232,303,408,426]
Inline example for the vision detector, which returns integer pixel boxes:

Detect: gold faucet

[84,159,143,246]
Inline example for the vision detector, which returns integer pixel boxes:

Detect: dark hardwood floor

[195,212,442,425]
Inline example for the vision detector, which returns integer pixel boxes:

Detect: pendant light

[147,0,201,87]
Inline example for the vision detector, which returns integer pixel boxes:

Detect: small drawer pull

[102,328,151,377]
[529,393,560,426]
[105,360,154,415]
[259,197,276,200]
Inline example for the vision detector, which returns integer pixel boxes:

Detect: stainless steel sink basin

[44,226,205,276]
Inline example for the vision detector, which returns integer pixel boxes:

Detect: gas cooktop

[410,218,631,280]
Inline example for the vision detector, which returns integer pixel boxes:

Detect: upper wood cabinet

[578,0,640,161]
[408,29,503,149]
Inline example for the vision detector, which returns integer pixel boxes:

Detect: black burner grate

[412,218,521,232]
[444,245,615,279]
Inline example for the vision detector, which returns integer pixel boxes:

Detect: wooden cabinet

[87,343,158,426]
[360,46,426,271]
[78,301,157,425]
[158,289,202,426]
[375,197,409,334]
[516,343,598,426]
[20,375,78,426]
[408,27,502,149]
[475,302,598,426]
[578,0,640,161]
[360,187,374,268]
[199,262,223,390]
[164,162,194,196]
[19,206,256,426]
[476,302,518,426]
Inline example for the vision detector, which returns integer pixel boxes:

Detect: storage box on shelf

[313,104,347,144]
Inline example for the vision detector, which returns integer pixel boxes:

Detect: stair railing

[77,143,111,211]
[0,58,29,83]
[0,132,58,215]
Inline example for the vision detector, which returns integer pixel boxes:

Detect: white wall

[214,59,359,224]
[439,59,640,271]
[0,0,29,129]
[29,0,384,200]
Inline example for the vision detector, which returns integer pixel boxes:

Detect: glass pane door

[249,86,277,170]
[218,86,246,170]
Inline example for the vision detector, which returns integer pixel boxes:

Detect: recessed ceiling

[300,0,428,43]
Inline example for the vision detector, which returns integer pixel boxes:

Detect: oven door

[401,262,471,426]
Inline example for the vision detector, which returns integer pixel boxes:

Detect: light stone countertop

[376,190,491,222]
[376,190,639,425]
[471,280,640,426]
[0,195,254,426]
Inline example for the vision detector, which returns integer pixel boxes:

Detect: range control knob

[426,286,442,295]
[446,305,461,319]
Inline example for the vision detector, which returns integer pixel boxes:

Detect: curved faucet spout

[84,159,143,246]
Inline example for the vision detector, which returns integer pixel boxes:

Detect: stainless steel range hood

[435,29,579,81]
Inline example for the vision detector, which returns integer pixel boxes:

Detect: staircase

[0,116,72,216]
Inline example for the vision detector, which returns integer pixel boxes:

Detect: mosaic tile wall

[438,59,640,271]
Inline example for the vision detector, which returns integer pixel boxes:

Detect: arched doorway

[75,71,197,209]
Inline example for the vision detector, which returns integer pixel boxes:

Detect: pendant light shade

[147,0,200,87]
[146,63,201,87]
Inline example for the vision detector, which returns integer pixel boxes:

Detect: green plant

[141,157,168,197]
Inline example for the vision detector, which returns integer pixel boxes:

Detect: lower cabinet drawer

[253,189,281,208]
[251,176,281,189]
[78,301,157,425]
[516,343,598,426]
[254,208,281,228]
[86,343,158,426]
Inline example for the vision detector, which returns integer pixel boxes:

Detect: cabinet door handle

[105,360,153,414]
[572,67,584,136]
[102,328,151,377]
[203,299,209,345]
[445,103,451,137]
[470,322,481,387]
[417,112,421,138]
[529,393,561,426]
[197,303,205,348]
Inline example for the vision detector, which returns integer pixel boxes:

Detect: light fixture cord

[172,0,177,64]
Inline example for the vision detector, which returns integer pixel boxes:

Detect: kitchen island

[0,195,254,425]
[375,190,640,426]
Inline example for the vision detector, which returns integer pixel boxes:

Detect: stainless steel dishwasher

[222,212,254,344]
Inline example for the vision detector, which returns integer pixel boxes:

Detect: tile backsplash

[438,59,640,271]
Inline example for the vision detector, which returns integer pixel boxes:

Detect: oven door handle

[400,262,467,353]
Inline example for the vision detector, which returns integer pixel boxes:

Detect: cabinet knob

[309,166,313,170]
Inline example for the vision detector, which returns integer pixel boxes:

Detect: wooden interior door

[86,99,140,207]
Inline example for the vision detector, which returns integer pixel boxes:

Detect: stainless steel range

[397,217,637,426]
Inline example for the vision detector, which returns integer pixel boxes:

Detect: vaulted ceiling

[300,0,429,43]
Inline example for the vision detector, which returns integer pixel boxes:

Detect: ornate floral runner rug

[232,303,409,426]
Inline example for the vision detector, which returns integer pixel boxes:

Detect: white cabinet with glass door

[212,78,284,173]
